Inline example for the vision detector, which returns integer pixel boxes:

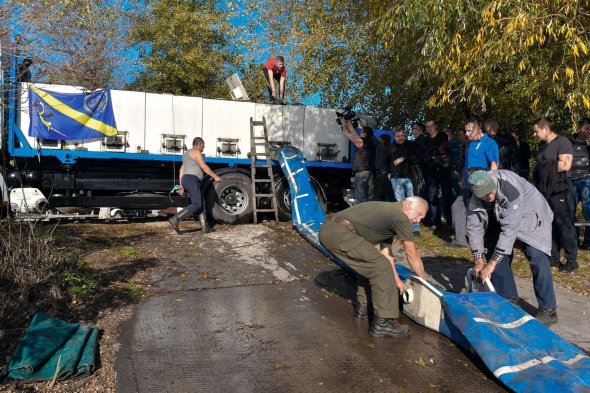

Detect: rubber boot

[199,212,212,233]
[169,208,191,234]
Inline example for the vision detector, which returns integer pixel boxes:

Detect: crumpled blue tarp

[278,145,590,393]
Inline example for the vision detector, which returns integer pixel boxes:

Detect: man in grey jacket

[466,170,558,326]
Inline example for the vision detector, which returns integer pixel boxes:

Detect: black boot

[369,316,410,337]
[535,308,558,326]
[558,260,578,273]
[169,208,191,234]
[353,303,370,320]
[199,212,212,233]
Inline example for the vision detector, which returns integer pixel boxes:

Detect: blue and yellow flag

[28,86,118,140]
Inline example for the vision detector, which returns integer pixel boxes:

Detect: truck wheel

[206,172,252,225]
[275,178,292,221]
[275,177,326,222]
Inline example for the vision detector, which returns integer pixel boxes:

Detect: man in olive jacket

[466,170,558,326]
[319,197,428,338]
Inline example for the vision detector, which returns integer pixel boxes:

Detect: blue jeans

[181,174,204,216]
[391,177,419,232]
[485,226,556,309]
[354,171,374,204]
[573,176,590,248]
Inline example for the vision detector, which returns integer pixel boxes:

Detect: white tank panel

[282,106,305,151]
[16,84,353,162]
[144,93,174,154]
[79,136,102,152]
[111,90,146,153]
[202,99,255,158]
[254,103,284,142]
[171,95,204,143]
[303,106,347,161]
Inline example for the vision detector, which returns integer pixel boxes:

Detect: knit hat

[468,170,497,198]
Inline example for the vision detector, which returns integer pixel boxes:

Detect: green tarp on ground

[0,312,98,384]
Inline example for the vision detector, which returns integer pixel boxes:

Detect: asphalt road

[115,222,505,393]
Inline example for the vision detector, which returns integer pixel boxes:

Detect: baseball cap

[468,170,497,198]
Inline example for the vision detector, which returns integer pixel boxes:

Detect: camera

[336,106,359,128]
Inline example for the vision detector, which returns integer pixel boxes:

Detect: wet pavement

[115,222,506,392]
[116,283,503,393]
[414,250,590,353]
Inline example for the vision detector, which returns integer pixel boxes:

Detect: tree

[371,0,590,132]
[233,0,444,128]
[128,0,238,98]
[3,0,135,91]
[244,0,590,133]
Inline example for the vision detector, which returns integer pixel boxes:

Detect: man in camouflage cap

[467,170,558,326]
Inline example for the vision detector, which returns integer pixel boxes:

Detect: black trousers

[548,190,578,262]
[424,167,454,227]
[261,66,281,101]
[181,174,204,216]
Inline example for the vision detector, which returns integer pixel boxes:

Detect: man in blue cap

[466,170,558,326]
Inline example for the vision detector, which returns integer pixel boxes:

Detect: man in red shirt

[262,56,286,104]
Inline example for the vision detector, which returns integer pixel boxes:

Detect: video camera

[336,106,360,128]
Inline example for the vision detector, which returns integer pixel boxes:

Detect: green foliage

[113,280,145,299]
[108,246,142,259]
[128,0,239,97]
[372,0,590,131]
[240,1,389,115]
[64,269,99,302]
[247,0,590,133]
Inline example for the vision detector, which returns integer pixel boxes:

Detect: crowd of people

[335,115,589,331]
[343,117,590,272]
[344,116,590,266]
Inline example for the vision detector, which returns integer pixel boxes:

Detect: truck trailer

[1,47,367,224]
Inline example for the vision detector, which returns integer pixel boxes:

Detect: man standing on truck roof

[169,137,221,234]
[262,56,286,104]
[319,197,428,338]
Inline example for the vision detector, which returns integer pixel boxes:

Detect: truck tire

[275,177,326,222]
[206,172,253,225]
[275,178,292,221]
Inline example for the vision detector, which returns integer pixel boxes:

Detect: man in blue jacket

[467,170,558,326]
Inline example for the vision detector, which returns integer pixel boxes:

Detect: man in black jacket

[411,122,428,149]
[485,119,520,174]
[421,119,453,229]
[570,118,590,249]
[17,58,33,82]
[341,118,377,204]
[512,130,532,180]
[388,127,420,235]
